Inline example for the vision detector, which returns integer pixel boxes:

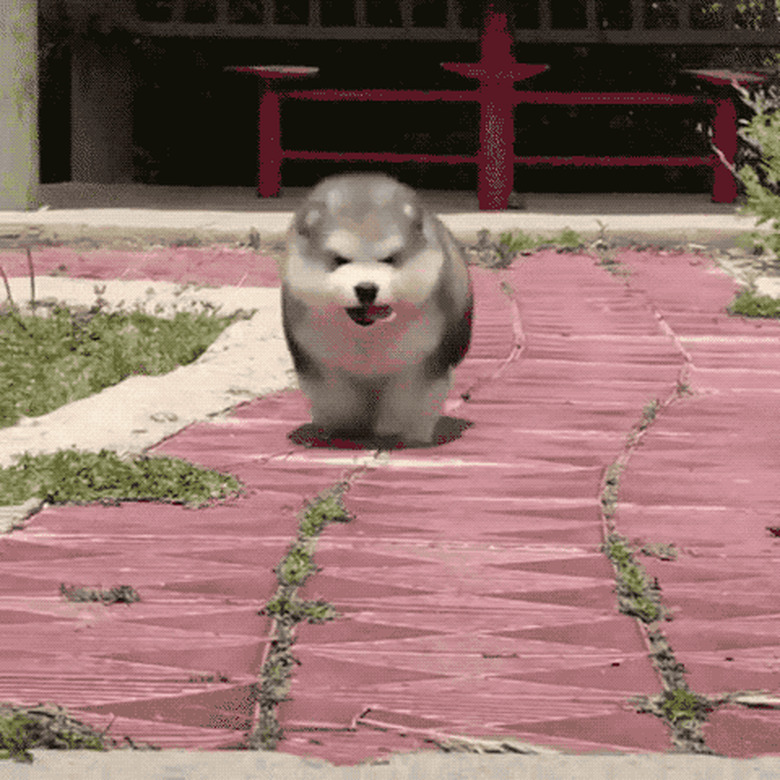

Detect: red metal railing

[229,5,762,209]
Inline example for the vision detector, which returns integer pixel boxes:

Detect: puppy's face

[284,175,445,326]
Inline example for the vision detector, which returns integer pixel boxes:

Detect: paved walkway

[0,199,779,774]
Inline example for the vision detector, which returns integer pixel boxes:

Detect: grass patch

[497,227,584,255]
[60,583,141,605]
[469,228,586,268]
[727,287,780,318]
[497,230,541,255]
[0,304,240,429]
[0,704,106,762]
[0,449,242,508]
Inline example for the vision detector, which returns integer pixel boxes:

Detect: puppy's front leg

[374,367,451,445]
[301,368,372,436]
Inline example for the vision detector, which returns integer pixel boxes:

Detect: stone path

[0,245,778,764]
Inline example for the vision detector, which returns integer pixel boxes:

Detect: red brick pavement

[0,246,777,761]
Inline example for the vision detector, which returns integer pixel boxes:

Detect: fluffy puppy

[280,173,472,445]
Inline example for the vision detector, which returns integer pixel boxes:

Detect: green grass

[276,545,318,586]
[0,707,105,763]
[0,449,242,508]
[497,230,541,254]
[298,492,351,537]
[59,583,141,605]
[264,593,337,624]
[600,462,623,519]
[497,227,584,255]
[728,288,780,318]
[659,689,713,725]
[602,533,663,624]
[251,486,352,750]
[0,305,239,429]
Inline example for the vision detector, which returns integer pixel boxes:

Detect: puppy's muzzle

[346,282,393,326]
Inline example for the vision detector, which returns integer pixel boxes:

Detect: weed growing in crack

[660,688,713,725]
[596,252,631,277]
[631,685,715,754]
[498,227,584,254]
[60,584,140,605]
[640,543,678,561]
[675,381,693,398]
[589,224,631,278]
[627,398,663,446]
[639,400,660,430]
[600,462,623,519]
[554,228,585,251]
[249,486,352,751]
[602,534,666,624]
[263,594,337,624]
[298,492,350,537]
[601,391,730,753]
[498,230,540,255]
[276,545,317,587]
[468,228,585,268]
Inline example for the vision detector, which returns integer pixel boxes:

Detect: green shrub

[733,81,780,256]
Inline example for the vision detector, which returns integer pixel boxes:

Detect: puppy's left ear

[402,201,424,234]
[295,206,321,238]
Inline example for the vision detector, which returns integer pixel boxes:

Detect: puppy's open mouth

[345,305,394,327]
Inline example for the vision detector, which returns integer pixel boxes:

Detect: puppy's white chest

[296,304,443,376]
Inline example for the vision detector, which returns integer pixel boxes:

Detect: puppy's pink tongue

[346,305,393,326]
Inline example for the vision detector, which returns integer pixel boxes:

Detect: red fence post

[686,69,767,204]
[712,96,738,204]
[442,5,547,210]
[227,66,319,197]
[257,83,282,197]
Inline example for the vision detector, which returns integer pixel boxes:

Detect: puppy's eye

[332,255,351,268]
[379,255,397,266]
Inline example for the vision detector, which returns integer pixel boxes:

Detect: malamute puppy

[281,173,472,445]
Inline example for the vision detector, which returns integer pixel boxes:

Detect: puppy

[280,173,472,445]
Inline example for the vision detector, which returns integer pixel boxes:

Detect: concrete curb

[3,750,780,779]
[0,207,768,242]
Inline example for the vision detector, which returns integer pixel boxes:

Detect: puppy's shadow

[288,416,472,450]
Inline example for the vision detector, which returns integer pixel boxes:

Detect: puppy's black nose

[354,283,379,305]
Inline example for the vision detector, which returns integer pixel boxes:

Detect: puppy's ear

[295,206,321,239]
[402,201,424,234]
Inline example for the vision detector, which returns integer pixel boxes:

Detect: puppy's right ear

[294,206,321,238]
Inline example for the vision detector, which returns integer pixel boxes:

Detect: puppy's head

[285,174,444,324]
